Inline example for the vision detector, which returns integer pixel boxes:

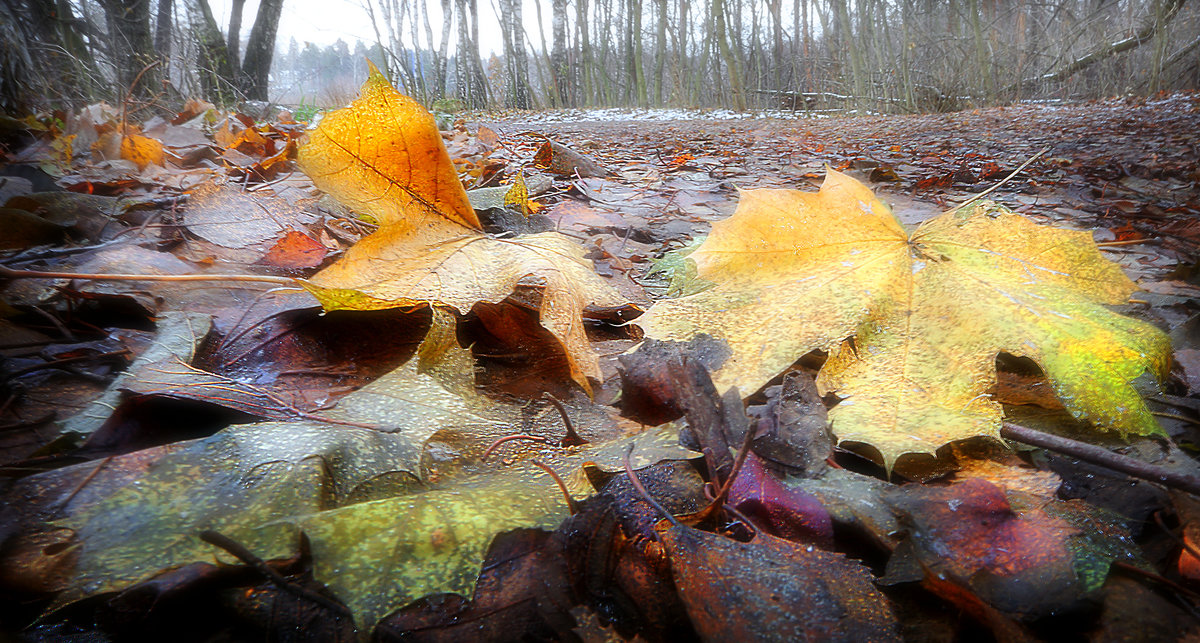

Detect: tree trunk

[100,0,160,101]
[713,0,746,110]
[499,0,531,108]
[226,0,245,67]
[630,0,647,106]
[577,0,593,104]
[653,0,666,104]
[832,0,864,110]
[437,0,452,100]
[155,0,173,58]
[551,0,570,106]
[184,0,237,102]
[769,0,782,91]
[240,0,285,101]
[454,0,487,107]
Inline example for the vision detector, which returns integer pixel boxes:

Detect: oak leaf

[641,170,1170,468]
[297,63,627,393]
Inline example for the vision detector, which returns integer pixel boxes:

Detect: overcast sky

[207,0,510,54]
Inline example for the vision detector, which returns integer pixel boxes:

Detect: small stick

[1097,238,1160,247]
[3,348,132,380]
[0,265,296,286]
[57,456,114,511]
[709,421,757,511]
[199,530,351,617]
[947,148,1048,214]
[1001,421,1200,497]
[1111,561,1200,602]
[623,443,681,528]
[1152,511,1200,563]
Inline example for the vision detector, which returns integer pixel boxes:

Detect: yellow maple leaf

[641,169,1170,468]
[504,171,531,217]
[297,63,629,394]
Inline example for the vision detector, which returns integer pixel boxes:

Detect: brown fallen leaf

[660,525,900,642]
[534,140,608,178]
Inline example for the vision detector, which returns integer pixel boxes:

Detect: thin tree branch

[1001,421,1200,497]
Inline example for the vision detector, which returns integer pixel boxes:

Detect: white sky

[207,0,512,55]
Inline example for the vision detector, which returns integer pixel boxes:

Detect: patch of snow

[497,107,837,124]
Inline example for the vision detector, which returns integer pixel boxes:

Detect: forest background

[3,0,1199,118]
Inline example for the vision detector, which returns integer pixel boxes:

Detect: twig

[57,456,113,511]
[1097,238,1161,247]
[1001,421,1200,497]
[0,265,296,286]
[1154,412,1200,427]
[948,149,1048,214]
[198,530,352,617]
[1112,561,1200,602]
[3,348,131,381]
[709,420,757,510]
[1153,511,1200,563]
[623,443,681,528]
[28,305,76,341]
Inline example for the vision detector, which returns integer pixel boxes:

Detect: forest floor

[1,91,1199,641]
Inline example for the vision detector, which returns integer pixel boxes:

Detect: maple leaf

[641,169,1170,468]
[297,63,628,393]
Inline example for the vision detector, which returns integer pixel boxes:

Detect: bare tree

[226,0,246,67]
[240,0,285,100]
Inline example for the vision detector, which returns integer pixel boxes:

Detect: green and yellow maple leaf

[641,169,1170,468]
[297,62,628,394]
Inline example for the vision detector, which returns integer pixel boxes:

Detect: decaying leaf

[883,478,1145,618]
[642,169,1171,467]
[660,525,900,642]
[293,465,569,633]
[297,63,630,393]
[59,310,213,439]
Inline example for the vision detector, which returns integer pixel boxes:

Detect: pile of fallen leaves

[2,70,1200,642]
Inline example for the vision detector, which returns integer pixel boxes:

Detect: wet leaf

[293,465,569,634]
[297,61,478,233]
[258,229,328,269]
[120,132,164,170]
[296,69,630,394]
[0,207,67,248]
[290,423,695,634]
[660,525,900,642]
[642,169,1171,467]
[533,140,607,178]
[59,311,212,439]
[884,478,1145,618]
[727,452,834,547]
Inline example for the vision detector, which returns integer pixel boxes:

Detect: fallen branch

[1001,421,1200,497]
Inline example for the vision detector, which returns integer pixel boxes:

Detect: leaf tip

[365,58,384,81]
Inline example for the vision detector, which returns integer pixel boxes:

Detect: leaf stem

[1000,421,1200,497]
